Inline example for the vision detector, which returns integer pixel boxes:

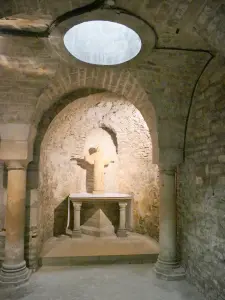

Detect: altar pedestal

[81,208,115,237]
[69,193,133,238]
[72,202,82,238]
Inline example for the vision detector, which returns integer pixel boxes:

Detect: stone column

[0,162,4,231]
[117,202,128,237]
[0,161,31,286]
[72,202,82,238]
[154,167,185,280]
[126,198,133,231]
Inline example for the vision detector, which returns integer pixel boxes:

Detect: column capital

[119,202,127,209]
[73,202,82,210]
[6,160,27,171]
[159,167,176,176]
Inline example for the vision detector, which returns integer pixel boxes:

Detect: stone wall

[0,1,225,287]
[177,63,225,299]
[37,92,159,253]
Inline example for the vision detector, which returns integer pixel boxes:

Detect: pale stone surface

[84,146,114,194]
[0,264,204,300]
[81,209,115,237]
[71,202,82,238]
[40,232,159,258]
[0,124,31,140]
[70,193,131,198]
[0,124,36,162]
[0,16,52,32]
[4,162,26,265]
[157,169,177,263]
[117,202,127,236]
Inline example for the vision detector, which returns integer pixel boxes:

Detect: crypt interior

[0,1,224,300]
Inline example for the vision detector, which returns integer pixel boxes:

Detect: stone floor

[0,264,204,300]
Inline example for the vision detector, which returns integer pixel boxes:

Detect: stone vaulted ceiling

[0,0,224,146]
[1,0,225,53]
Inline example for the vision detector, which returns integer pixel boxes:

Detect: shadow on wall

[53,197,74,236]
[134,182,159,241]
[71,149,96,193]
[100,125,118,154]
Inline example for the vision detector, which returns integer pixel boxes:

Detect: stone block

[81,209,115,237]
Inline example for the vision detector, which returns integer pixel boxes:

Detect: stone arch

[37,92,159,246]
[33,67,159,164]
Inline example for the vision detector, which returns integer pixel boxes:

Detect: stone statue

[84,146,114,194]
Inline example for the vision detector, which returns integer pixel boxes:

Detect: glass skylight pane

[64,21,142,65]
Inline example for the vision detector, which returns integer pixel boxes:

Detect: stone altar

[69,193,133,238]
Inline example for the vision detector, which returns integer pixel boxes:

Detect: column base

[154,258,185,281]
[117,229,128,237]
[72,229,82,238]
[0,260,31,287]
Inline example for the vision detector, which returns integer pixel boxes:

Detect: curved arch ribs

[34,67,159,164]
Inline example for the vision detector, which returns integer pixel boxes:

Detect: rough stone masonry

[0,1,224,299]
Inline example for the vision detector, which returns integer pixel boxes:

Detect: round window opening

[63,20,142,65]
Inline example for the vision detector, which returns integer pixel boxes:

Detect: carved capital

[159,167,176,176]
[73,202,82,211]
[119,202,127,210]
[6,160,27,171]
[159,148,183,169]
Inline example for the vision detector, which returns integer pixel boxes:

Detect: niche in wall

[38,93,159,248]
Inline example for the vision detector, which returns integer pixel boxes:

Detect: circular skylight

[63,21,142,65]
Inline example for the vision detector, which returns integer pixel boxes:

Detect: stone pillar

[154,167,185,280]
[72,202,82,238]
[117,202,128,237]
[0,161,31,286]
[126,198,133,231]
[0,162,4,231]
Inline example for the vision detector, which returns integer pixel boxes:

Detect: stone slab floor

[0,264,204,300]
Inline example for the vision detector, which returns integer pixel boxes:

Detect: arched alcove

[37,92,159,252]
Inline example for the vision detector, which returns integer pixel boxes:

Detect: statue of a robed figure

[71,145,114,194]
